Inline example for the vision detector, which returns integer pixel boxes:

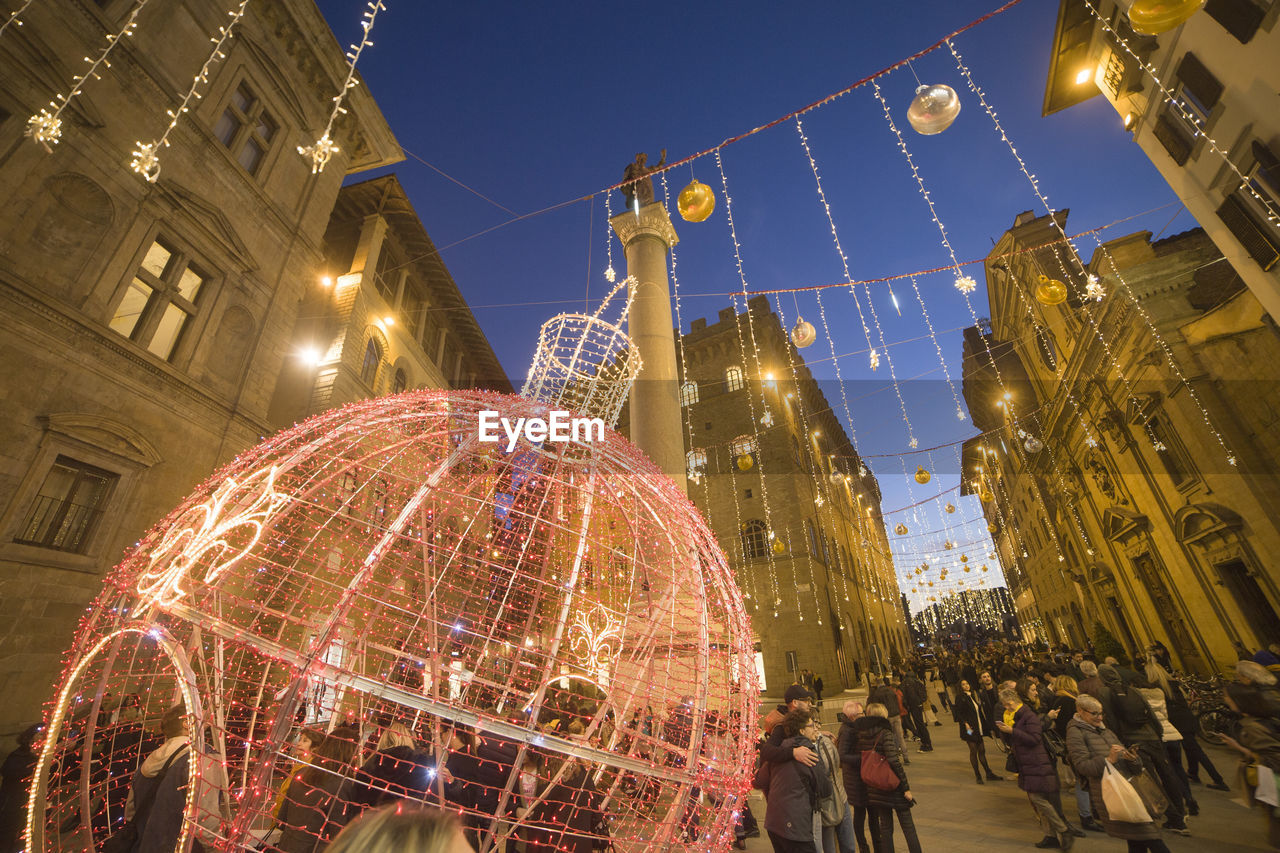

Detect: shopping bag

[1257,765,1279,807]
[1128,768,1169,819]
[1101,760,1152,824]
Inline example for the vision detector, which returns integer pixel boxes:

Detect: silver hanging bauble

[791,317,817,348]
[907,84,962,135]
[1024,435,1044,454]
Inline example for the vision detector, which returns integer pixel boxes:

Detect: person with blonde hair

[1143,660,1228,790]
[326,803,472,853]
[856,703,919,853]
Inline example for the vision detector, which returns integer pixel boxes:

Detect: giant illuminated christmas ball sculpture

[29,285,757,852]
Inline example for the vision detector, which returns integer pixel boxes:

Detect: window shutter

[1153,112,1193,165]
[1217,193,1280,271]
[1204,0,1266,44]
[1252,140,1280,197]
[1175,53,1223,110]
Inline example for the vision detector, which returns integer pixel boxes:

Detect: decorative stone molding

[609,203,679,251]
[41,413,162,467]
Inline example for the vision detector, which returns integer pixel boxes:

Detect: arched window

[686,448,707,476]
[724,365,745,393]
[730,435,757,458]
[741,519,768,559]
[361,338,382,385]
[392,367,408,394]
[680,381,699,407]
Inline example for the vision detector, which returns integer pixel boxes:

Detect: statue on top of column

[620,149,666,209]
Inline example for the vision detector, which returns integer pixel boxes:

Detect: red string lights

[28,389,757,852]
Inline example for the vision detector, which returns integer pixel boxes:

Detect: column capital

[609,202,679,251]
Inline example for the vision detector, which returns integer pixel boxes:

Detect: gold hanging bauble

[981,564,989,572]
[927,581,934,587]
[677,179,716,222]
[736,454,754,471]
[964,565,971,572]
[894,522,909,535]
[772,538,786,555]
[1128,0,1205,35]
[987,521,997,533]
[944,502,955,514]
[979,488,994,503]
[791,317,817,349]
[960,554,968,563]
[914,466,931,485]
[1035,273,1068,306]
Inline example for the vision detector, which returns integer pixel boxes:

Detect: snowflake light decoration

[1085,274,1105,301]
[954,274,977,294]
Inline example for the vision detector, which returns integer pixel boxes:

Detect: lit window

[109,237,207,361]
[686,449,707,476]
[741,520,768,559]
[724,366,745,393]
[730,435,757,458]
[680,381,699,406]
[361,338,383,386]
[15,456,117,553]
[213,83,277,177]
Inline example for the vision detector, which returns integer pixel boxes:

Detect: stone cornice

[610,203,679,250]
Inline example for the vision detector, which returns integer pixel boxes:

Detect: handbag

[751,758,771,790]
[1101,760,1152,824]
[1004,744,1020,774]
[101,746,187,853]
[590,811,612,850]
[1127,768,1169,819]
[860,734,900,791]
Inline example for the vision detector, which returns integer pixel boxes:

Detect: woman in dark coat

[995,687,1075,850]
[1065,694,1170,851]
[837,703,874,853]
[278,727,358,853]
[954,680,1002,784]
[857,704,919,853]
[323,723,446,840]
[764,708,831,853]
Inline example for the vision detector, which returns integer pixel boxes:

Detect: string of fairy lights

[7,0,1259,629]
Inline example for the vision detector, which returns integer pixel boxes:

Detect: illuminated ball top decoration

[29,286,758,853]
[913,466,931,485]
[677,179,716,222]
[1035,274,1068,306]
[906,84,961,135]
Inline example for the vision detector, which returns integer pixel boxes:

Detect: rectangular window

[108,237,209,362]
[1219,145,1280,271]
[1204,0,1267,43]
[15,456,117,553]
[215,82,277,177]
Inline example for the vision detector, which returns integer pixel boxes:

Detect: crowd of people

[752,638,1280,853]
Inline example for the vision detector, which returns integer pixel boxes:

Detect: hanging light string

[1079,0,1279,228]
[661,172,772,612]
[25,0,152,152]
[1088,236,1237,465]
[870,71,1070,573]
[299,0,387,174]
[792,110,938,609]
[130,0,251,182]
[0,0,36,40]
[904,272,967,421]
[946,36,1236,466]
[713,150,789,620]
[770,282,878,619]
[794,115,918,445]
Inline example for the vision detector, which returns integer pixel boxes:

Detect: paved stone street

[738,692,1271,852]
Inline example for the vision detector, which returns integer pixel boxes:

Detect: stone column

[610,202,686,495]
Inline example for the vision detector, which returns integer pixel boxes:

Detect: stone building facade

[0,1,507,749]
[1045,0,1280,319]
[649,297,911,692]
[962,209,1280,672]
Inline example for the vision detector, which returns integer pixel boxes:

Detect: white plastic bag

[1102,760,1152,824]
[1257,765,1279,807]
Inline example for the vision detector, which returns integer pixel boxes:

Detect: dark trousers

[852,804,871,852]
[1134,740,1186,825]
[1126,841,1172,853]
[768,829,818,853]
[905,707,931,749]
[869,806,921,853]
[1181,731,1225,784]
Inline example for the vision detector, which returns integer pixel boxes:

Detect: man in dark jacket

[1099,666,1189,834]
[866,677,909,765]
[764,708,832,852]
[760,685,819,770]
[899,673,933,752]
